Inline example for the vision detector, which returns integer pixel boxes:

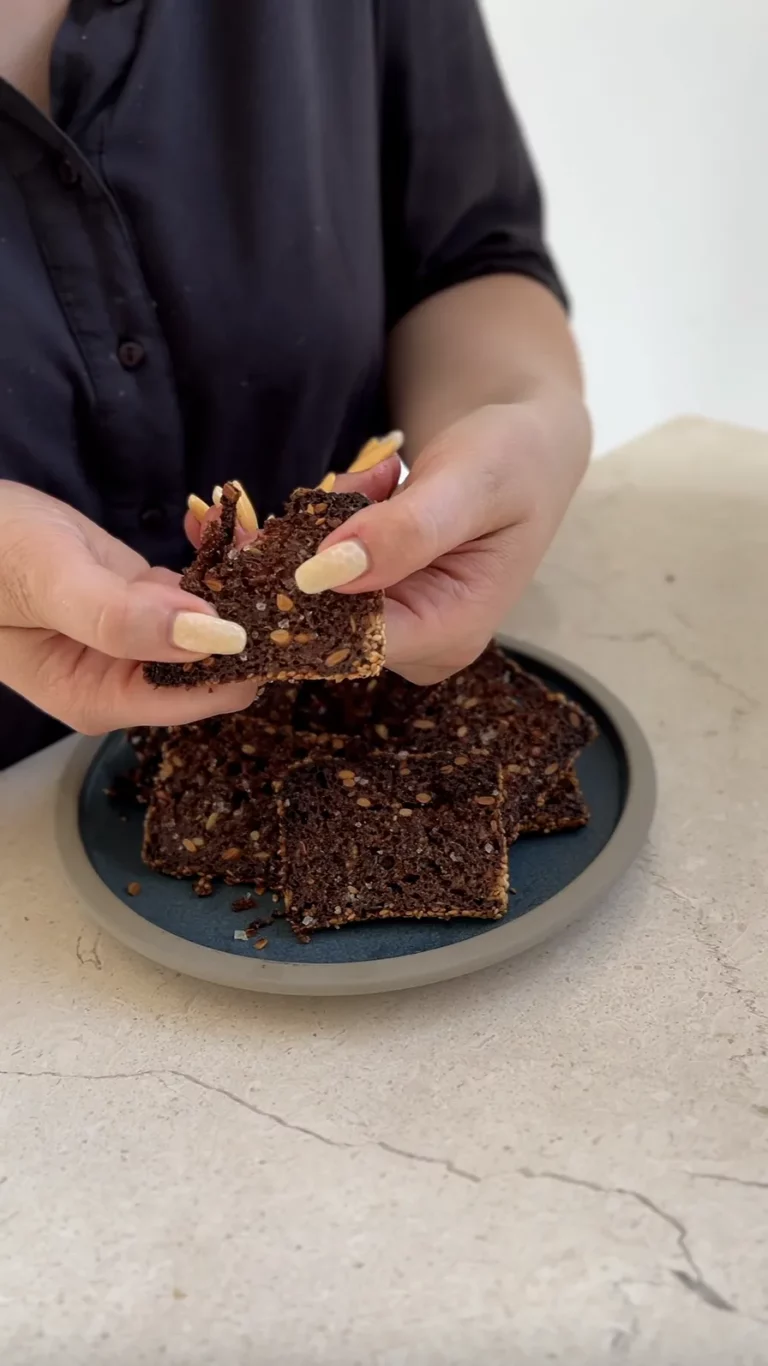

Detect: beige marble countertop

[1,417,767,1365]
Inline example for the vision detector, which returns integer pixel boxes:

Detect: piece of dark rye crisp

[278,751,509,933]
[142,715,357,894]
[293,649,598,840]
[144,484,385,689]
[382,646,598,835]
[497,661,597,827]
[124,684,297,805]
[292,675,385,737]
[292,648,518,745]
[292,654,510,746]
[124,727,165,804]
[521,764,590,835]
[143,719,293,893]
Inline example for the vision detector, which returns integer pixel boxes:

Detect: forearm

[388,275,592,499]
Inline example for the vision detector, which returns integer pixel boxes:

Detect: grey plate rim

[55,638,656,997]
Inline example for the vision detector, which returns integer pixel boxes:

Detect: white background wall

[481,0,768,454]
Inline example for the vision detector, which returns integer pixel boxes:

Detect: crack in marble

[0,1068,479,1185]
[671,1270,735,1312]
[646,869,768,1033]
[585,629,760,709]
[519,1168,738,1316]
[376,1141,480,1184]
[170,1071,358,1151]
[689,924,768,1031]
[646,871,700,911]
[75,932,102,971]
[688,1172,768,1193]
[0,1175,15,1232]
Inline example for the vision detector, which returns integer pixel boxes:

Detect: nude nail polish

[171,612,247,655]
[187,493,210,522]
[294,540,370,594]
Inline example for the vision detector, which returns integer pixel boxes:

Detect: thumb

[295,456,503,594]
[5,538,246,663]
[331,453,402,503]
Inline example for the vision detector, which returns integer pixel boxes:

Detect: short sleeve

[376,0,568,327]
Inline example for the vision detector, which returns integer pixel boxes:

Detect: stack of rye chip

[133,480,597,937]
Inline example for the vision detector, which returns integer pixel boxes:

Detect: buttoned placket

[0,0,187,563]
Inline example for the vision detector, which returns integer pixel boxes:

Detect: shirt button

[117,339,146,370]
[139,505,167,532]
[57,157,80,187]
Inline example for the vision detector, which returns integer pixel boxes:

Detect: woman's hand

[0,482,259,734]
[296,393,591,684]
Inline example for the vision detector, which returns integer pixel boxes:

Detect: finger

[381,528,533,682]
[212,480,259,534]
[294,457,507,595]
[188,463,401,557]
[184,503,255,552]
[187,493,210,523]
[332,453,401,503]
[185,493,216,550]
[383,592,493,685]
[346,430,404,474]
[20,538,247,663]
[184,508,204,550]
[230,481,259,533]
[99,664,262,730]
[0,626,261,733]
[142,565,186,590]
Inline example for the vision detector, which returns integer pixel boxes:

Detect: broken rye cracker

[126,684,298,804]
[522,764,590,835]
[145,484,384,688]
[279,751,509,932]
[291,646,598,839]
[143,719,290,892]
[143,716,359,893]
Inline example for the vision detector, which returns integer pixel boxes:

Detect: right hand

[0,481,259,735]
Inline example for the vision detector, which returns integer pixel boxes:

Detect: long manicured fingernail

[380,429,405,456]
[171,612,247,654]
[348,437,378,472]
[347,431,405,474]
[294,539,370,594]
[187,494,210,523]
[212,485,223,506]
[232,480,259,534]
[318,472,337,492]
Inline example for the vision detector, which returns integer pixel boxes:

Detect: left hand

[300,395,591,684]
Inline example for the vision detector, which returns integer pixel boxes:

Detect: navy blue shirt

[0,0,564,768]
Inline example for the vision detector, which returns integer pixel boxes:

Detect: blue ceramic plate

[56,640,655,995]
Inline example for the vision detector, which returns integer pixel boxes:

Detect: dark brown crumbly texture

[126,727,165,803]
[278,751,509,932]
[522,764,590,835]
[293,675,386,737]
[492,660,596,831]
[396,649,596,833]
[144,485,385,689]
[126,685,297,806]
[293,645,597,836]
[135,642,596,908]
[143,719,291,891]
[143,716,356,892]
[243,682,299,728]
